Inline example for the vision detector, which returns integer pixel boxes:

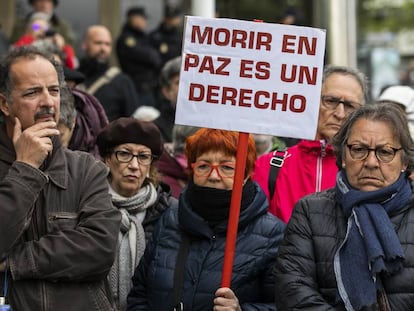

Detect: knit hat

[97,117,163,158]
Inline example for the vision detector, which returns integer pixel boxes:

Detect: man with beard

[77,25,141,122]
[0,45,121,310]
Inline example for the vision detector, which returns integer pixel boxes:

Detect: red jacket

[253,140,338,222]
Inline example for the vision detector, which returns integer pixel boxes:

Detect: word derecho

[184,25,318,112]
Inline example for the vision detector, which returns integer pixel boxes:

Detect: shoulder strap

[268,149,288,201]
[78,67,121,95]
[173,233,190,311]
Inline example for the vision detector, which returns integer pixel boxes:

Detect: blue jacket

[127,182,286,310]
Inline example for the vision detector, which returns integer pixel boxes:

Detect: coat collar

[44,136,68,189]
[0,126,68,189]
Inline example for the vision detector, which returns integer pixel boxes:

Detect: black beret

[127,7,147,18]
[96,117,163,158]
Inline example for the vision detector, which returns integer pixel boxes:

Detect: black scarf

[187,180,256,226]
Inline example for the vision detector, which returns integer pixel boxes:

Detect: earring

[342,163,346,168]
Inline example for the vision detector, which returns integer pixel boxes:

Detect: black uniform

[116,23,162,107]
[149,23,183,67]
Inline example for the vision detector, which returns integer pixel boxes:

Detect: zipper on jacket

[48,213,78,221]
[315,140,326,192]
[41,281,46,311]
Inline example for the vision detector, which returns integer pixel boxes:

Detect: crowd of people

[1,0,414,310]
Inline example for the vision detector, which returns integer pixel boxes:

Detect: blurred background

[1,0,413,101]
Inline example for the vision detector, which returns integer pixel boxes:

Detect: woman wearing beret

[96,117,177,311]
[127,128,286,310]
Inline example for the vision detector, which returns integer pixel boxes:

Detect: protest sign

[176,16,326,140]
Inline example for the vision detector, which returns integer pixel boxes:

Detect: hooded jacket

[127,182,286,310]
[0,125,121,311]
[253,139,337,222]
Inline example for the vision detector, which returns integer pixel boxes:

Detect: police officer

[149,4,184,67]
[116,7,162,108]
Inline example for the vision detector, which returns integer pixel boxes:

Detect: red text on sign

[184,54,230,76]
[191,25,272,51]
[280,64,318,85]
[188,83,306,113]
[281,35,317,55]
[240,60,270,80]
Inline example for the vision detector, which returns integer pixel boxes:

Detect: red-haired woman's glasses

[191,161,236,178]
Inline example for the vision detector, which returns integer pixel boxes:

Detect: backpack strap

[173,233,190,311]
[77,67,121,95]
[268,149,288,201]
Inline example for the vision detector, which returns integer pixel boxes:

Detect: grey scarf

[108,182,157,310]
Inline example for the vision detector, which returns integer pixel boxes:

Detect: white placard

[175,16,326,140]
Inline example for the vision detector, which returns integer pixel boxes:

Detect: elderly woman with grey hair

[274,102,414,310]
[96,117,177,310]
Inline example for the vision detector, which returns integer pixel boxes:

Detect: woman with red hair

[127,128,286,310]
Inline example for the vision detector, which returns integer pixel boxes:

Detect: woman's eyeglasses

[191,161,236,178]
[113,150,155,165]
[346,144,402,163]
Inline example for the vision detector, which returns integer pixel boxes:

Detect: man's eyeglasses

[191,161,236,178]
[321,95,360,115]
[346,144,402,163]
[114,150,155,165]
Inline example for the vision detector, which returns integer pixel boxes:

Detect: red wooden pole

[221,18,263,288]
[221,131,249,287]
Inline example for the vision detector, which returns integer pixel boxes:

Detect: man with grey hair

[253,65,369,223]
[0,45,120,310]
[77,25,140,122]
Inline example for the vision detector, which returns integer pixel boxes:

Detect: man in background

[253,65,368,223]
[116,7,162,108]
[77,25,141,121]
[150,4,184,67]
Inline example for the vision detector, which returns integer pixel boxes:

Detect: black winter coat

[127,183,286,310]
[274,188,414,310]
